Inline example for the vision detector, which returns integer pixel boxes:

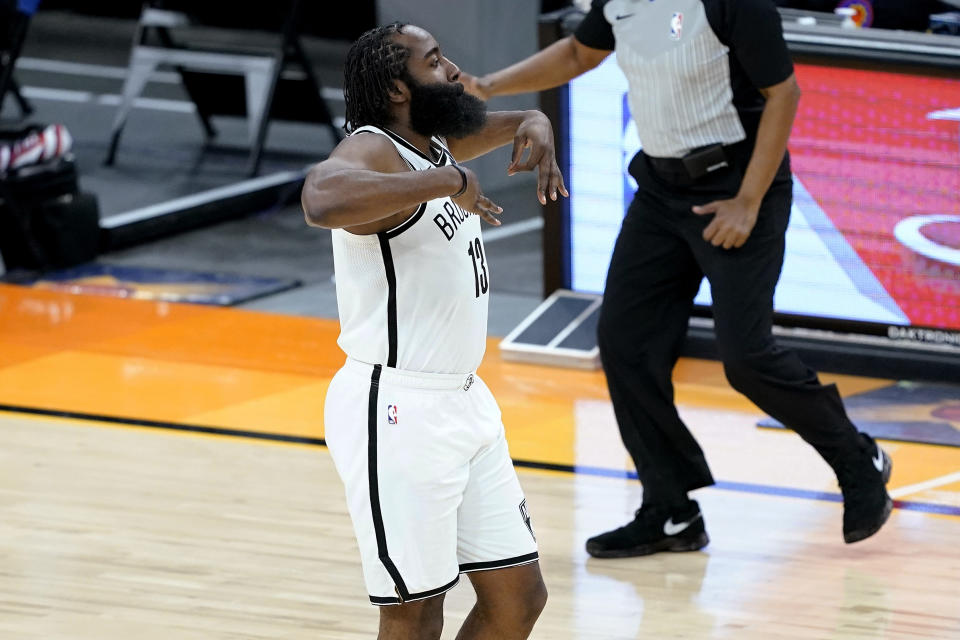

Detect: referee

[464,0,893,557]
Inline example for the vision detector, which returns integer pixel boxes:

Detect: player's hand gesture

[453,165,503,227]
[508,112,569,205]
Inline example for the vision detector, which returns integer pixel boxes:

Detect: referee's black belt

[645,154,690,175]
[643,140,750,183]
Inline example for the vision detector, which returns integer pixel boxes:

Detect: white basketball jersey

[331,126,489,375]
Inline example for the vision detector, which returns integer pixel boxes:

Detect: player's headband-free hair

[343,22,411,134]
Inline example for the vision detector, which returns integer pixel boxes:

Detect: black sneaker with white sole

[585,500,709,558]
[837,433,893,544]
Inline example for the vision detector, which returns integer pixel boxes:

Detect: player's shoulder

[330,127,407,173]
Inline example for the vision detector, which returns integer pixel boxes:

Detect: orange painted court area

[1,282,959,509]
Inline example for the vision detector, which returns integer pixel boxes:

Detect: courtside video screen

[565,58,960,344]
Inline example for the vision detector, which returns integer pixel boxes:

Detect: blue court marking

[511,460,960,517]
[1,402,958,518]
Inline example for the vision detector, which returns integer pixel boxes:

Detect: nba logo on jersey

[669,12,683,40]
[387,404,398,425]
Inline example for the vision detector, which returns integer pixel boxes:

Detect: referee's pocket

[690,159,743,200]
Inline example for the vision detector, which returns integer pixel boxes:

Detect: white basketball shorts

[324,358,539,605]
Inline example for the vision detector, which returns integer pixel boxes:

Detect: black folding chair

[0,0,40,118]
[105,0,343,176]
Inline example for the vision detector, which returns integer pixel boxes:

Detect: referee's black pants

[597,151,863,507]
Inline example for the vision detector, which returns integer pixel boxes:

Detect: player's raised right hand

[452,165,503,227]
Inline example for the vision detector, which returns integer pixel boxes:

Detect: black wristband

[450,164,468,198]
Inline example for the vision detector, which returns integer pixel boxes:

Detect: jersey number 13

[467,237,488,298]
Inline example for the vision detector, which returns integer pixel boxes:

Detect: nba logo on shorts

[387,404,398,425]
[670,12,683,40]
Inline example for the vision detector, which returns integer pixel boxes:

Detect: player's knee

[513,577,548,628]
[419,612,444,640]
[379,597,444,640]
[527,576,548,618]
[479,574,547,629]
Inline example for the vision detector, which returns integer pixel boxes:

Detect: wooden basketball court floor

[1,283,958,639]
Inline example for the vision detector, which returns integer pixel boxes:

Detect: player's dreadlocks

[343,22,411,134]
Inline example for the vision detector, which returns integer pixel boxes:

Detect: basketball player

[301,23,566,640]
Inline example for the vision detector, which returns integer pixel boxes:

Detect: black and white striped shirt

[575,0,794,158]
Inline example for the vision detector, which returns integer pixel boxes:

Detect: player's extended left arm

[446,111,568,205]
[692,74,801,249]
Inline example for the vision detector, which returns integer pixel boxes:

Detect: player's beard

[407,77,487,139]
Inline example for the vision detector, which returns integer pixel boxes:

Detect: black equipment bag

[0,127,101,272]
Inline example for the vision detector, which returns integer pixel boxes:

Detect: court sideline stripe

[1,402,957,517]
[0,403,325,446]
[511,460,960,517]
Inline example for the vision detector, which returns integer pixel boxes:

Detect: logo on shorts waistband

[463,374,475,391]
[670,12,683,40]
[386,404,398,425]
